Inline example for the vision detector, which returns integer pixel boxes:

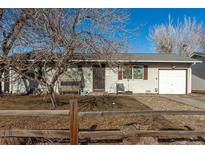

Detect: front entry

[93,65,105,91]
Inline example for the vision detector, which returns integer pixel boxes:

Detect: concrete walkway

[161,95,205,110]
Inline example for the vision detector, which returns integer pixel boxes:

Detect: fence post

[70,99,78,145]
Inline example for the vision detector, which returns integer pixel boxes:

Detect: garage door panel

[159,70,186,94]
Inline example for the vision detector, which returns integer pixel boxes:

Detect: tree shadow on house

[22,78,39,95]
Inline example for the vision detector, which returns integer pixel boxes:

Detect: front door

[93,65,105,91]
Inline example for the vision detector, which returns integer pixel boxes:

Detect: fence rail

[79,110,205,117]
[0,110,69,116]
[0,110,205,117]
[1,99,205,144]
[0,129,205,140]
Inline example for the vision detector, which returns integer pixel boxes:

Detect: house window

[133,65,144,79]
[23,68,35,78]
[123,66,132,79]
[68,64,78,72]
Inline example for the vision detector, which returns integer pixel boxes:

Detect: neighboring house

[190,52,205,93]
[2,53,201,95]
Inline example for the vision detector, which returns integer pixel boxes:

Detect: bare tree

[9,9,131,108]
[149,16,205,56]
[0,9,34,94]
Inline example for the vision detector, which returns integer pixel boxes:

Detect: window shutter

[78,65,82,71]
[118,67,122,80]
[144,65,148,80]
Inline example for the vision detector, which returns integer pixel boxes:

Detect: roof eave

[72,59,202,63]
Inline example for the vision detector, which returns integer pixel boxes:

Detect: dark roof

[77,53,201,63]
[8,52,201,63]
[190,52,205,58]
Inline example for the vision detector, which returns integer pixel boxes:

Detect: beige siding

[105,63,191,94]
[105,65,158,93]
[9,69,59,94]
[82,66,93,93]
[188,67,192,93]
[105,67,118,93]
[8,63,192,94]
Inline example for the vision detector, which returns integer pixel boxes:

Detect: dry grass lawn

[0,94,178,131]
[0,94,204,144]
[0,94,147,111]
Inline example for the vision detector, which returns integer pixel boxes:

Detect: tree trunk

[0,81,2,97]
[48,86,57,109]
[0,70,3,97]
[23,78,30,95]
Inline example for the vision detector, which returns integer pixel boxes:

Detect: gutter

[2,59,202,64]
[71,59,202,63]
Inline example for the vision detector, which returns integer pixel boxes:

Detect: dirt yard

[0,94,147,111]
[133,94,205,145]
[0,95,176,130]
[0,94,205,144]
[132,95,205,130]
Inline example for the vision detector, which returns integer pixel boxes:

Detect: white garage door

[159,70,186,94]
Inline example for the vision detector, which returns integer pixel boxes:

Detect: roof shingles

[79,53,201,63]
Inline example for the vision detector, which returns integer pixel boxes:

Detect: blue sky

[127,8,205,53]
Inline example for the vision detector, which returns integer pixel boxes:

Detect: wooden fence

[1,99,205,144]
[1,110,205,117]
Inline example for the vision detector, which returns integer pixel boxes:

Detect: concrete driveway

[161,94,205,110]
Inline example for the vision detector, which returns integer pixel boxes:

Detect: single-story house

[190,52,205,93]
[3,53,201,95]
